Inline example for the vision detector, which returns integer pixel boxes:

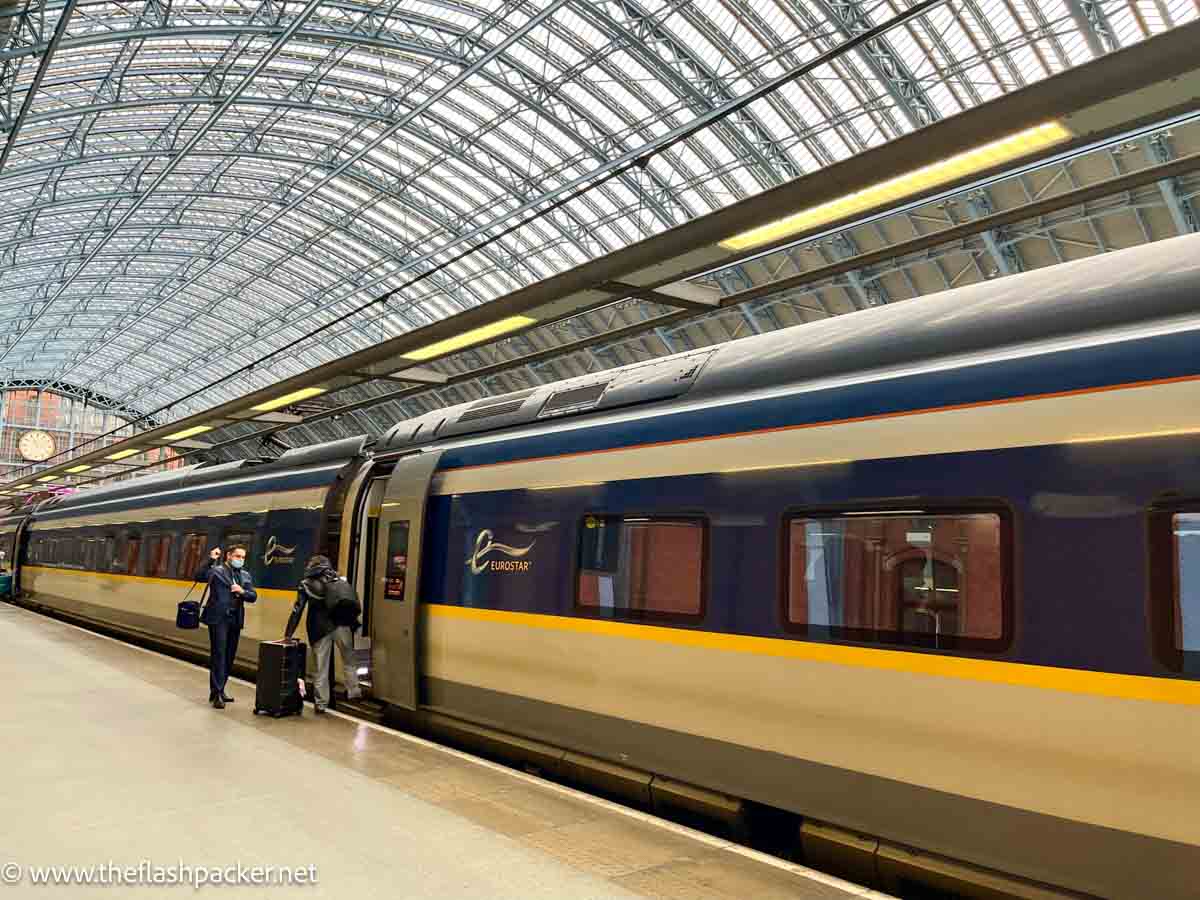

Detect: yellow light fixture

[720,121,1073,252]
[164,424,213,441]
[37,475,60,482]
[106,447,143,460]
[250,387,327,412]
[402,315,537,362]
[65,465,92,474]
[13,483,32,489]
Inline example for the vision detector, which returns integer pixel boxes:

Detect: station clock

[18,430,56,462]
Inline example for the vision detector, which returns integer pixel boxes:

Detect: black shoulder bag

[176,579,210,630]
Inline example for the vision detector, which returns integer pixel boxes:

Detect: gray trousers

[313,626,360,708]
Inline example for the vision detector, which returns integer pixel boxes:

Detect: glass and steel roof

[1,0,1196,427]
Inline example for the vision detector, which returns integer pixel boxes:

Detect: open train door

[370,450,442,710]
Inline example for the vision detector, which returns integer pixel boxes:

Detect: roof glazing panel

[1,0,1195,414]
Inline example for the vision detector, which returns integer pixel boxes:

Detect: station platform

[0,602,884,899]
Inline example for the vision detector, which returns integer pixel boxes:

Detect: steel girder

[0,0,1190,421]
[0,377,159,424]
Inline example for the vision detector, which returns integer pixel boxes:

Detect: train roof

[13,232,1200,514]
[379,232,1200,454]
[34,435,368,517]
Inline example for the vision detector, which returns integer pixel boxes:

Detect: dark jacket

[289,563,358,645]
[195,558,257,629]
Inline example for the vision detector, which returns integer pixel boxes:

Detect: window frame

[778,501,1014,654]
[1148,498,1200,673]
[573,513,709,624]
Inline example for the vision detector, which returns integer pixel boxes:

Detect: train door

[338,457,385,699]
[367,451,442,710]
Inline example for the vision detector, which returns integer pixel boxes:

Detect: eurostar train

[6,233,1200,899]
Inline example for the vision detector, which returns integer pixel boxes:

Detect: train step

[336,697,386,723]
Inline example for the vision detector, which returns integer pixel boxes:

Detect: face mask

[230,558,244,570]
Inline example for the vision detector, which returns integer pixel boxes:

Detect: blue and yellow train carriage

[13,438,366,661]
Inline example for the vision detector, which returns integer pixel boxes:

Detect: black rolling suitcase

[254,639,306,717]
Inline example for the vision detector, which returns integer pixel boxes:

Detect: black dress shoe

[221,694,235,703]
[212,696,225,709]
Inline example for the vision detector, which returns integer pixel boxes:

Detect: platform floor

[0,602,887,899]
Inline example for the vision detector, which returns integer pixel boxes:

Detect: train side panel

[416,387,1200,899]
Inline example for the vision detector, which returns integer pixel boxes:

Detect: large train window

[576,515,706,621]
[784,508,1009,651]
[1149,505,1200,675]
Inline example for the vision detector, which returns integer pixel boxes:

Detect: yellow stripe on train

[22,565,296,601]
[426,604,1200,708]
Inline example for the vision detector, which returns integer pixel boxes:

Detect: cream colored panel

[424,614,1200,848]
[32,487,326,529]
[434,378,1200,495]
[24,569,295,662]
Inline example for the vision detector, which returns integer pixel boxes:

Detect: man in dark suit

[195,545,257,709]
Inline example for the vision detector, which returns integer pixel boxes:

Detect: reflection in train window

[145,535,172,578]
[384,521,410,601]
[577,516,705,620]
[786,510,1007,650]
[177,533,208,579]
[1173,513,1200,663]
[118,536,141,574]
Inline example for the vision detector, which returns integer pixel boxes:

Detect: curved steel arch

[1,0,1182,411]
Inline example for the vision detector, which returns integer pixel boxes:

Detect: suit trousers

[207,619,241,699]
[312,626,360,709]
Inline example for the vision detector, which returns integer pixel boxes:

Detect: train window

[785,509,1008,651]
[82,538,101,572]
[116,536,141,574]
[60,538,81,568]
[144,535,172,578]
[576,515,705,620]
[384,521,410,601]
[1150,508,1200,675]
[177,533,208,579]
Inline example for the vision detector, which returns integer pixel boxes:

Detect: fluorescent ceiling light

[106,448,143,460]
[65,465,92,473]
[13,483,32,489]
[402,315,537,362]
[251,387,327,412]
[720,121,1073,252]
[164,424,213,441]
[37,475,60,482]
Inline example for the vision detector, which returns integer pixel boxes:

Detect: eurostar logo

[264,535,298,566]
[467,529,534,574]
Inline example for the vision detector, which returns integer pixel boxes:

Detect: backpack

[323,574,361,617]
